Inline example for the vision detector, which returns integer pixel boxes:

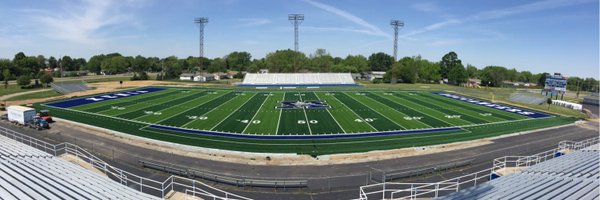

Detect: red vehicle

[37,110,52,123]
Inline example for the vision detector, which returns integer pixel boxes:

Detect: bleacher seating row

[437,148,600,200]
[240,73,357,86]
[51,81,89,94]
[0,135,160,200]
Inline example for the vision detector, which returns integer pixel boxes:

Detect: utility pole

[195,17,209,74]
[390,20,404,61]
[289,14,304,72]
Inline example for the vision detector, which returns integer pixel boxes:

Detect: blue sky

[0,0,598,78]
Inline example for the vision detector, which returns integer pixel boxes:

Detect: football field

[38,86,574,155]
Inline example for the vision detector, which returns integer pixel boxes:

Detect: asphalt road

[1,120,597,200]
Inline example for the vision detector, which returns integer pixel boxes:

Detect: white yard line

[209,93,258,130]
[241,93,270,134]
[313,92,346,133]
[298,92,313,135]
[329,92,378,132]
[153,91,229,125]
[275,93,285,135]
[345,92,407,130]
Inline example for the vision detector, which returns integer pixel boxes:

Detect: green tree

[519,71,533,83]
[39,74,53,87]
[368,52,394,71]
[48,56,58,69]
[208,58,226,73]
[309,49,334,72]
[85,54,105,74]
[440,52,467,85]
[419,60,441,83]
[466,64,478,78]
[265,49,307,72]
[60,56,76,71]
[480,66,508,87]
[16,75,31,87]
[101,56,128,74]
[396,56,418,83]
[342,55,369,73]
[225,51,252,71]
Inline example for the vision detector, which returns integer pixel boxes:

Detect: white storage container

[7,106,36,125]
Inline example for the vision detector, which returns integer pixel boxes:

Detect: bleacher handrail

[0,126,252,200]
[357,137,600,200]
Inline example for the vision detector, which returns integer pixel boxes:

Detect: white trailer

[7,106,36,125]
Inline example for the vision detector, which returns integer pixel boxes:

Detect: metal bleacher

[240,73,358,87]
[0,127,252,200]
[358,137,600,200]
[0,134,160,200]
[51,80,90,94]
[437,148,600,200]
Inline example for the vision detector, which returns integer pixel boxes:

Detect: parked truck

[7,106,36,125]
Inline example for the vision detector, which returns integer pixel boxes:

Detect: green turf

[37,86,577,155]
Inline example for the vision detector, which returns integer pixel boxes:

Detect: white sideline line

[329,92,378,132]
[298,92,313,135]
[138,125,471,146]
[423,92,510,122]
[345,92,408,130]
[313,92,346,133]
[241,93,270,134]
[210,93,258,130]
[275,93,285,135]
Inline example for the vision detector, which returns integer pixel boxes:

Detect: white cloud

[401,19,461,38]
[467,0,594,21]
[17,0,141,45]
[237,18,272,27]
[412,2,440,12]
[427,39,463,46]
[302,0,391,39]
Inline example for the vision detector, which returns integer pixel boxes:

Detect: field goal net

[51,80,90,94]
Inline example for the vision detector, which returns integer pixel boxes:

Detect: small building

[179,73,196,81]
[367,71,386,81]
[466,78,481,88]
[193,74,215,82]
[258,69,269,74]
[212,72,228,80]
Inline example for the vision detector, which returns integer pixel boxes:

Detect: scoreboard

[544,73,567,94]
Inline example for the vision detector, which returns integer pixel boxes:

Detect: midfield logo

[276,100,330,109]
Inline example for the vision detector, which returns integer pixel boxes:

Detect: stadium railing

[0,126,252,200]
[357,137,599,200]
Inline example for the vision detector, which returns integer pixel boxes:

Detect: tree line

[0,50,597,92]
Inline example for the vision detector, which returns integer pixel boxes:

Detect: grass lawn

[5,89,62,101]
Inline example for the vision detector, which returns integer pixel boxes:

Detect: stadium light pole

[390,20,404,61]
[195,17,209,74]
[288,14,304,52]
[288,14,304,72]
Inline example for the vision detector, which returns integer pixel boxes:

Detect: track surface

[2,120,597,200]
